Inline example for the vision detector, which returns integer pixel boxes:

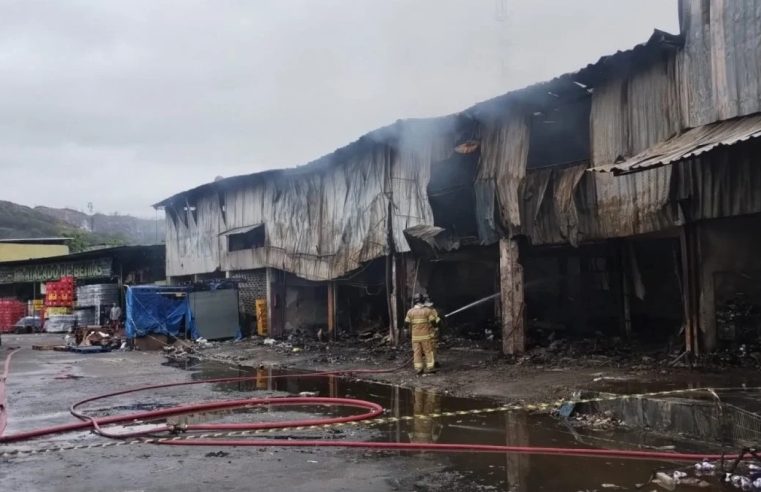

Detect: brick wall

[235,269,267,316]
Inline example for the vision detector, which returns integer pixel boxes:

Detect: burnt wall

[236,269,268,316]
[699,214,761,351]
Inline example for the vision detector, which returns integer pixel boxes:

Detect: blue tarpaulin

[125,286,199,339]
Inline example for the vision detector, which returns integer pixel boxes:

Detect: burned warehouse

[12,2,761,491]
[155,0,761,359]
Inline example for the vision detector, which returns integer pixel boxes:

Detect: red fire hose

[0,348,740,462]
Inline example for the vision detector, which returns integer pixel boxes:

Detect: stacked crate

[44,276,76,318]
[30,299,44,316]
[0,299,26,333]
[75,283,118,326]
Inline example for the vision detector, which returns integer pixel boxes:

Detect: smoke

[0,1,677,217]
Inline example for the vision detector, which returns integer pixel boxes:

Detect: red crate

[0,298,26,333]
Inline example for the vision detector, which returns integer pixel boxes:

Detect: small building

[0,245,166,303]
[0,238,70,262]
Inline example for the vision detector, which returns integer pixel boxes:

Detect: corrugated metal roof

[590,113,761,175]
[466,29,682,118]
[155,30,681,209]
[0,244,164,267]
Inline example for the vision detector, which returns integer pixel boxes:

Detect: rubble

[651,458,761,491]
[567,411,622,430]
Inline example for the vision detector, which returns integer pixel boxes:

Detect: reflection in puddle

[149,360,738,490]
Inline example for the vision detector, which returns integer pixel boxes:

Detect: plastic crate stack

[75,284,118,326]
[29,299,44,316]
[44,276,76,318]
[0,298,26,333]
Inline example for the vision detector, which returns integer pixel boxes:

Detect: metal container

[44,314,78,333]
[76,284,119,308]
[74,309,96,327]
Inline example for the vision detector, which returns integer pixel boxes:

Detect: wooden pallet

[67,345,112,354]
[32,345,68,351]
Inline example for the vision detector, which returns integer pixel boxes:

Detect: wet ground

[199,336,761,405]
[0,334,756,491]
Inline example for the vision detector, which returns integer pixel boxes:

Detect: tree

[60,228,127,253]
[61,229,90,253]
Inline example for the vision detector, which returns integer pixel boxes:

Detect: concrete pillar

[680,224,701,355]
[617,242,632,339]
[265,268,275,338]
[327,281,336,339]
[388,254,400,346]
[499,238,525,355]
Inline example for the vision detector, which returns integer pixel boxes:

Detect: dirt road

[0,334,749,491]
[0,335,475,492]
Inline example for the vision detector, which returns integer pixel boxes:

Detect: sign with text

[0,257,113,284]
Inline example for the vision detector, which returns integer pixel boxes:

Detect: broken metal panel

[679,0,761,128]
[477,112,530,236]
[428,152,479,239]
[164,193,224,277]
[518,55,684,245]
[167,143,393,281]
[464,30,682,121]
[389,119,455,254]
[589,55,682,169]
[527,97,591,169]
[521,163,587,246]
[522,165,680,245]
[473,180,500,244]
[586,167,681,239]
[225,146,391,281]
[591,113,761,175]
[403,225,460,259]
[674,139,761,222]
[625,56,682,156]
[163,118,459,282]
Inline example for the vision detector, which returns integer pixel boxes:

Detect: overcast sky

[0,0,678,218]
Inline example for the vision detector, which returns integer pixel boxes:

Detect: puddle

[136,360,745,491]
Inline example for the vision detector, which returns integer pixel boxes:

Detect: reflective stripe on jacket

[405,304,440,339]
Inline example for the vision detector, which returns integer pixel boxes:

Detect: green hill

[0,200,164,252]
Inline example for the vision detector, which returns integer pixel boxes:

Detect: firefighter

[423,294,441,369]
[404,293,440,375]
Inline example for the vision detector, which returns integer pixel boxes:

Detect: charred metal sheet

[218,224,263,236]
[679,0,761,128]
[476,113,530,237]
[590,114,761,175]
[521,163,587,246]
[589,56,681,167]
[674,139,761,222]
[465,29,682,119]
[163,118,462,281]
[403,224,460,259]
[164,142,393,280]
[583,166,681,239]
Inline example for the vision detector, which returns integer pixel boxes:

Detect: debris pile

[518,332,663,369]
[716,293,761,344]
[162,338,217,361]
[567,411,621,430]
[58,325,125,353]
[651,458,761,491]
